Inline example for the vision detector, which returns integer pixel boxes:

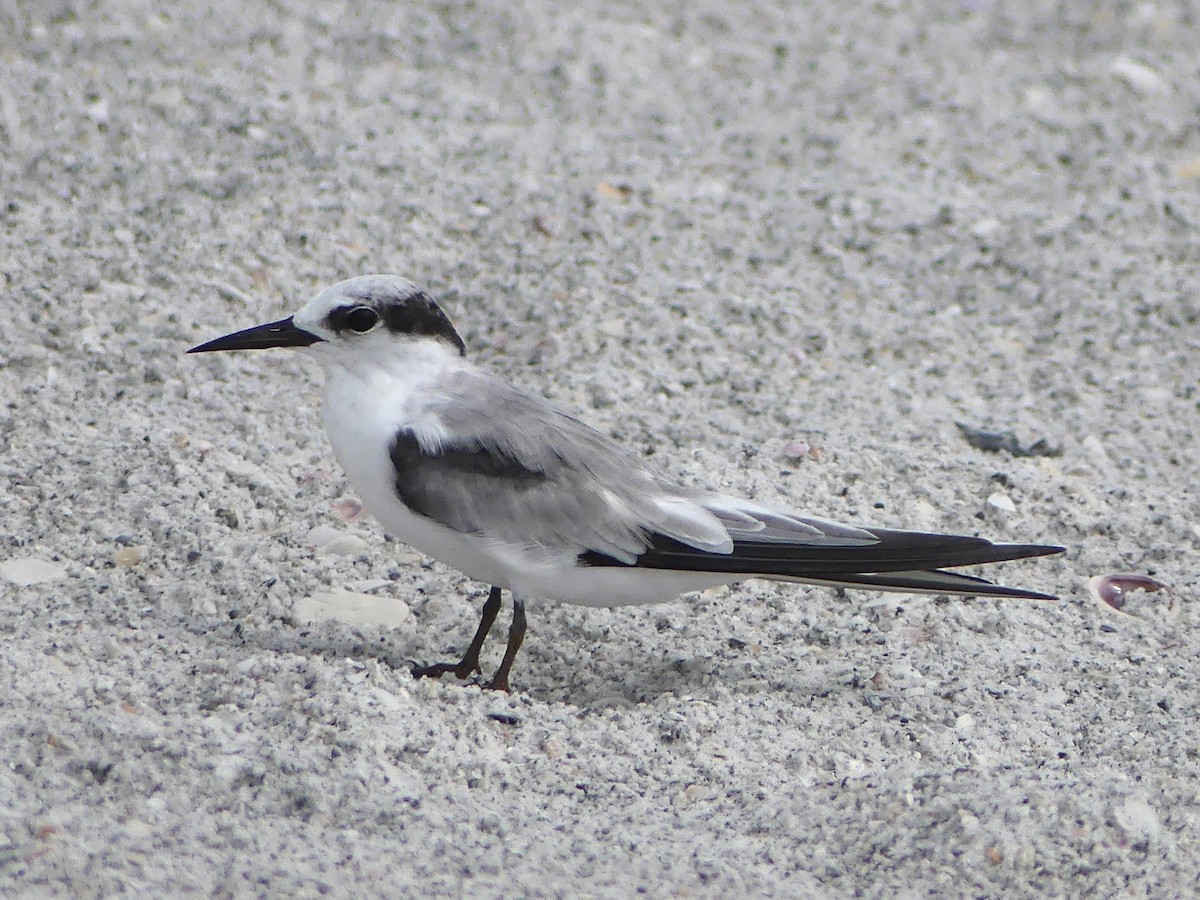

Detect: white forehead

[293,274,421,332]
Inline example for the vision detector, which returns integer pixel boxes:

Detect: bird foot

[411,660,479,681]
[411,661,511,692]
[484,674,512,693]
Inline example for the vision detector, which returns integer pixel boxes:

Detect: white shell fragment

[0,558,67,586]
[986,492,1016,513]
[293,589,415,631]
[305,525,370,556]
[1113,798,1162,848]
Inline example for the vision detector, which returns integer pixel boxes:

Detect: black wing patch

[389,429,547,525]
[385,422,659,562]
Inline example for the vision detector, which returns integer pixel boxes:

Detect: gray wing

[389,372,717,562]
[388,371,852,563]
[389,371,1064,598]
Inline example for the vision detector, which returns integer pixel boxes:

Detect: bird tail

[580,530,1064,599]
[770,567,1057,600]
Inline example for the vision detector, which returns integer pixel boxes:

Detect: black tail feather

[777,568,1057,600]
[582,530,1063,576]
[579,529,1064,599]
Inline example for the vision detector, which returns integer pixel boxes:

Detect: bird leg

[412,585,502,681]
[485,596,526,693]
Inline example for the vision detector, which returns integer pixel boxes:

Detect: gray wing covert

[388,373,732,562]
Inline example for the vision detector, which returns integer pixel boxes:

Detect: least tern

[190,275,1063,690]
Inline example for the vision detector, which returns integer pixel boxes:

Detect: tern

[190,274,1063,690]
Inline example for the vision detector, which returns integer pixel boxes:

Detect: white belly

[510,566,741,607]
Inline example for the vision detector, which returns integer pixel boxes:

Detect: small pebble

[84,98,110,123]
[597,318,626,338]
[1110,56,1168,95]
[595,181,633,202]
[1176,158,1200,180]
[114,546,143,567]
[781,441,811,461]
[344,578,392,593]
[969,218,1001,240]
[486,698,523,725]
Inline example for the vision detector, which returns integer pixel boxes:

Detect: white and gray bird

[190,274,1063,690]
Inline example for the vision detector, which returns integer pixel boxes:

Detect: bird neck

[314,338,474,427]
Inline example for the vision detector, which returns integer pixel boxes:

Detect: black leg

[486,596,526,692]
[412,586,502,681]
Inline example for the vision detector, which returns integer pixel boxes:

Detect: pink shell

[1088,573,1175,615]
[781,441,813,461]
[331,497,365,523]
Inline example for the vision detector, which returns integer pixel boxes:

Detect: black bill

[188,317,323,353]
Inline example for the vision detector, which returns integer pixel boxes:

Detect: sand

[1,1,1197,896]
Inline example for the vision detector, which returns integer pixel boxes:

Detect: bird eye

[346,307,379,333]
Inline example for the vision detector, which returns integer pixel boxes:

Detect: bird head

[188,274,466,361]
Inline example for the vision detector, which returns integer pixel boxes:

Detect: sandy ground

[2,1,1198,896]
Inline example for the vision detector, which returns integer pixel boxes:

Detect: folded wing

[389,374,733,563]
[395,372,1063,598]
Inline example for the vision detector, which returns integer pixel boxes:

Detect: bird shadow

[192,607,858,710]
[179,552,883,705]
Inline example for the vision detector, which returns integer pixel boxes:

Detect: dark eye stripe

[325,288,466,355]
[377,290,466,354]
